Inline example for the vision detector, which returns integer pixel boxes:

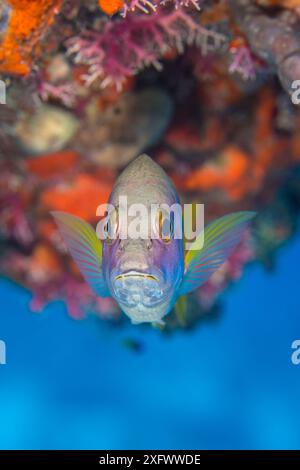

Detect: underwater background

[0,234,300,450]
[1,0,300,450]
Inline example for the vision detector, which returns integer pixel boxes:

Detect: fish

[52,154,256,325]
[77,89,173,169]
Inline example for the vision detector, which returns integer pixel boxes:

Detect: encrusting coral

[0,0,64,75]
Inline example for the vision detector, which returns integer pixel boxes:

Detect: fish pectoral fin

[174,295,188,326]
[51,211,110,298]
[179,211,256,296]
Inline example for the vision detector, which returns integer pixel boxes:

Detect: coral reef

[1,0,300,329]
[231,0,300,95]
[67,7,225,89]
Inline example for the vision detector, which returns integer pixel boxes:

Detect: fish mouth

[112,270,166,307]
[114,272,159,282]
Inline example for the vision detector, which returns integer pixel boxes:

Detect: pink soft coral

[30,275,120,320]
[121,0,201,17]
[37,81,76,107]
[67,7,225,90]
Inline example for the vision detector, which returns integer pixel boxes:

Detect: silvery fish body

[102,155,184,324]
[52,155,255,325]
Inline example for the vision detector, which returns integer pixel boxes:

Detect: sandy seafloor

[0,234,300,450]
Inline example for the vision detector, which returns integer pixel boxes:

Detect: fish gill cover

[0,0,300,330]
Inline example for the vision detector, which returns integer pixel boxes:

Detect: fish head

[101,155,184,322]
[103,235,183,311]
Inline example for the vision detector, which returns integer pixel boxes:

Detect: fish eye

[158,210,173,244]
[103,209,118,244]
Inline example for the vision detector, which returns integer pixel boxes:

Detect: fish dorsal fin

[179,211,256,296]
[51,211,110,297]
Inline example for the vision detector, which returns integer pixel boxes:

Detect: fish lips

[112,270,167,308]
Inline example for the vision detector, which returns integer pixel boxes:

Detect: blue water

[0,235,300,450]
